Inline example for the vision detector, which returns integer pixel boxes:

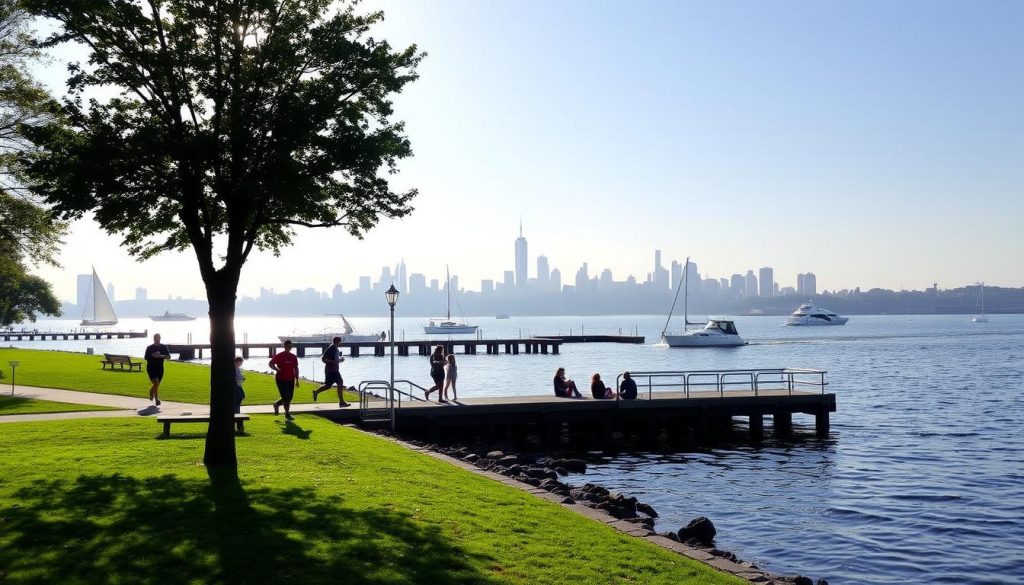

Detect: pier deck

[167,338,575,360]
[1,329,149,342]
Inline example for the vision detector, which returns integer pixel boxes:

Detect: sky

[28,0,1024,302]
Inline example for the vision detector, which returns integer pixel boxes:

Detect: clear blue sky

[32,0,1024,301]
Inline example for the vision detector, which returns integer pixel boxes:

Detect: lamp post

[8,361,19,396]
[385,284,400,432]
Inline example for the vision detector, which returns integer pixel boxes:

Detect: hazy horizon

[26,0,1024,301]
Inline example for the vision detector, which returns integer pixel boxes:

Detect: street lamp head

[385,284,400,308]
[7,361,19,367]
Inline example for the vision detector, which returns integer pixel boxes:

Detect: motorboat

[149,310,196,322]
[80,267,118,326]
[280,314,383,344]
[785,303,849,326]
[424,266,478,335]
[660,257,746,347]
[495,313,511,319]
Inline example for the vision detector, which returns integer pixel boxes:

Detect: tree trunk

[203,270,241,468]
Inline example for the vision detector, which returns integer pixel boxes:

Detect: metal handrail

[616,368,828,400]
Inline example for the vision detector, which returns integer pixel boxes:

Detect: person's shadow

[280,419,312,440]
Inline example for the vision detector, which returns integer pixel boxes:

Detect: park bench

[157,414,250,437]
[100,353,143,372]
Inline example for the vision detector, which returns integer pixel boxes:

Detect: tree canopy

[22,0,423,466]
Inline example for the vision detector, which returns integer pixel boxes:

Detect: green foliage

[0,394,120,415]
[0,417,741,584]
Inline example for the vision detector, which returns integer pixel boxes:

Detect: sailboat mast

[661,256,689,337]
[683,259,689,331]
[446,265,451,320]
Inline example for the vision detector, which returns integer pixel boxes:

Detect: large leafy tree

[0,0,63,326]
[24,0,422,466]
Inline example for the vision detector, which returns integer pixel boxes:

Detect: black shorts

[147,368,163,382]
[431,370,445,386]
[324,371,343,387]
[276,379,295,402]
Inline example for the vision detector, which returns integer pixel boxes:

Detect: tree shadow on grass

[0,469,498,585]
[0,396,34,413]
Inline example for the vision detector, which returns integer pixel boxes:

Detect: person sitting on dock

[618,371,638,400]
[590,373,614,399]
[553,367,582,398]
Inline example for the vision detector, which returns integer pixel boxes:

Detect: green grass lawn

[0,394,121,415]
[0,416,741,585]
[0,347,354,406]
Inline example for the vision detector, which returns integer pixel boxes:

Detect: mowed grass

[0,394,120,415]
[0,416,742,585]
[0,347,354,405]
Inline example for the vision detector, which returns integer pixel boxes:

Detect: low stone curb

[351,426,807,585]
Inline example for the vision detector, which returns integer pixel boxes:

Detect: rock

[498,455,520,465]
[538,478,561,490]
[636,502,658,518]
[658,531,680,542]
[560,497,575,504]
[678,516,716,546]
[554,467,568,476]
[486,450,504,459]
[505,464,523,475]
[817,580,829,585]
[710,549,738,562]
[462,453,480,463]
[582,483,609,496]
[550,458,587,473]
[793,577,813,585]
[517,475,541,487]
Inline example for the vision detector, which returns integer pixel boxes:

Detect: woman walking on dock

[425,345,446,401]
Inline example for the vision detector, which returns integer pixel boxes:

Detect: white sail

[81,267,118,326]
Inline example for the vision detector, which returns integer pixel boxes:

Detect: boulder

[516,475,541,487]
[793,577,813,585]
[558,459,587,473]
[658,531,681,542]
[462,453,480,463]
[678,517,716,546]
[486,450,504,459]
[817,580,829,585]
[498,455,520,465]
[636,502,658,518]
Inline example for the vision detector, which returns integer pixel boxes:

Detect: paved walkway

[0,384,359,424]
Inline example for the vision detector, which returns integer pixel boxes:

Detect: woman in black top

[590,373,614,399]
[425,345,446,402]
[553,367,581,398]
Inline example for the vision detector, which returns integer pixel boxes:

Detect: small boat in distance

[495,313,511,319]
[149,310,196,322]
[660,257,746,347]
[972,283,988,323]
[425,267,478,335]
[80,267,118,327]
[785,303,849,326]
[281,314,383,344]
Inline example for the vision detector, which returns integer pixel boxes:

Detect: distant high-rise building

[797,273,817,296]
[686,261,700,293]
[503,270,514,289]
[481,279,494,294]
[719,277,729,291]
[653,250,669,289]
[409,273,426,295]
[550,268,562,292]
[599,268,613,289]
[730,274,745,296]
[76,274,91,308]
[759,267,774,297]
[745,270,758,297]
[515,222,528,289]
[332,284,343,301]
[106,282,115,302]
[135,287,147,301]
[575,263,589,290]
[537,255,550,290]
[430,278,439,291]
[396,259,407,294]
[670,260,682,290]
[449,274,459,293]
[358,276,371,291]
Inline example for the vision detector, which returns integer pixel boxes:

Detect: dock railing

[616,368,827,401]
[358,379,429,423]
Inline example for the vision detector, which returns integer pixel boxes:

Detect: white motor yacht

[785,303,849,326]
[280,314,383,344]
[660,257,747,347]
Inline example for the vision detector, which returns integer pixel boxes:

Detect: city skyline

[27,1,1024,302]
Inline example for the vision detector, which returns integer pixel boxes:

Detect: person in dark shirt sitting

[618,371,638,400]
[553,367,582,398]
[590,373,614,399]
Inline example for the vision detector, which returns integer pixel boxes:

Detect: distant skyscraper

[396,259,407,294]
[797,273,817,296]
[503,270,514,289]
[599,268,613,289]
[76,274,91,308]
[730,274,745,296]
[135,287,147,301]
[550,268,562,292]
[515,222,528,289]
[409,273,426,295]
[686,261,700,293]
[670,260,682,290]
[575,263,589,290]
[358,276,371,291]
[481,279,494,294]
[537,255,550,290]
[759,267,774,297]
[653,250,669,289]
[332,284,343,301]
[745,270,758,297]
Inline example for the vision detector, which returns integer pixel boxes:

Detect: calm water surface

[13,313,1024,583]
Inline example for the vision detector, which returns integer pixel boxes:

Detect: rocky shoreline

[415,439,830,585]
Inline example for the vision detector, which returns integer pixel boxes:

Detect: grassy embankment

[0,347,355,405]
[0,416,741,585]
[0,394,120,415]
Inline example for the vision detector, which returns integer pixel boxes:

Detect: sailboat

[972,283,988,323]
[424,267,478,334]
[80,267,118,326]
[660,257,746,347]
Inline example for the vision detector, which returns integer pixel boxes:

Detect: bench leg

[163,422,171,437]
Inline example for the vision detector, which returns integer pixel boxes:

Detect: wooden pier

[1,329,149,342]
[167,337,567,361]
[537,334,644,344]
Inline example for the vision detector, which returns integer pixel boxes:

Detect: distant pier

[1,329,149,342]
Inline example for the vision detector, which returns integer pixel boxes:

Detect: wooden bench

[157,414,250,437]
[100,353,143,372]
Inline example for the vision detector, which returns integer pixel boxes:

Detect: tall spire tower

[515,219,528,290]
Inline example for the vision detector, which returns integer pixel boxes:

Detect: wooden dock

[537,334,644,344]
[167,337,568,361]
[1,329,149,342]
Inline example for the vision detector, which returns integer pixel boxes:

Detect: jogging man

[144,333,171,406]
[312,336,350,407]
[269,340,300,420]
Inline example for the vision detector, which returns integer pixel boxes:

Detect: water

[9,313,1024,583]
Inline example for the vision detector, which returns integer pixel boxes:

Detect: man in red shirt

[269,340,301,420]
